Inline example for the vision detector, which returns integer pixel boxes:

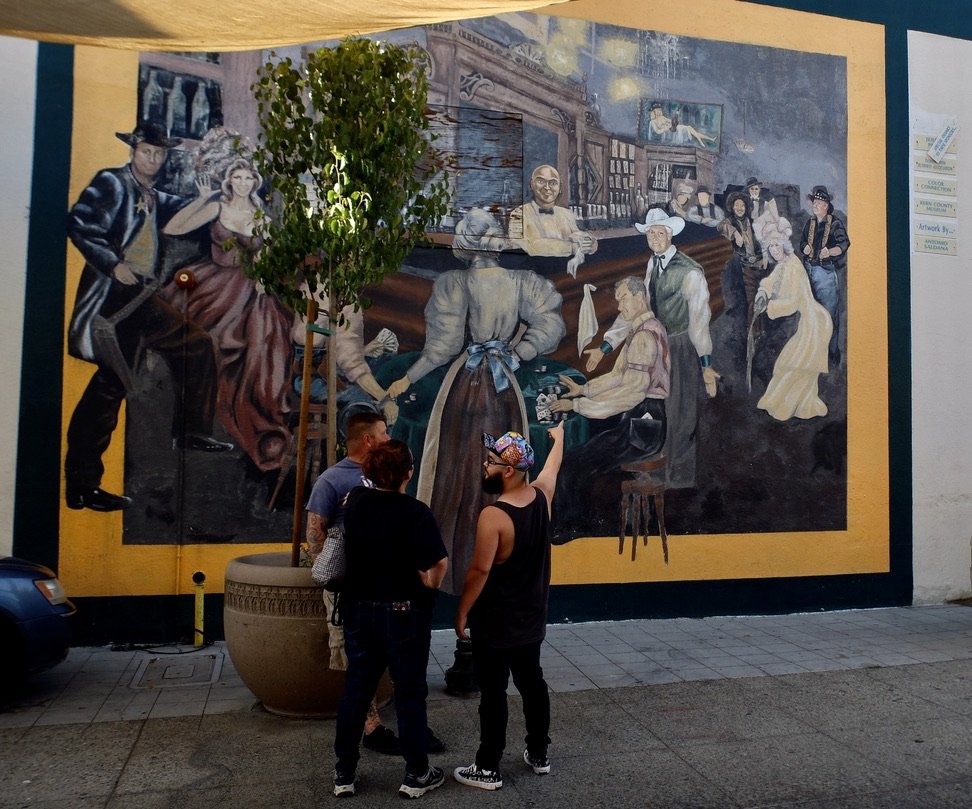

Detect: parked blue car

[0,557,76,689]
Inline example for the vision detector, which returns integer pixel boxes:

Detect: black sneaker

[363,725,401,755]
[399,766,445,799]
[523,748,551,775]
[453,762,503,790]
[333,770,357,797]
[427,728,445,754]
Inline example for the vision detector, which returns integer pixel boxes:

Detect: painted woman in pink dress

[162,158,294,470]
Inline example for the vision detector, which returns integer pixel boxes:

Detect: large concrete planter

[224,551,370,717]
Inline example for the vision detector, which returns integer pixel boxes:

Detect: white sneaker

[333,770,357,797]
[454,762,503,790]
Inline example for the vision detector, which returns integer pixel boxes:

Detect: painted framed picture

[639,99,723,151]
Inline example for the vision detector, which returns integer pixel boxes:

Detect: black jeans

[335,599,433,777]
[472,638,550,771]
[65,291,217,487]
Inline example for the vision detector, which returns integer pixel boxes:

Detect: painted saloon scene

[63,12,850,596]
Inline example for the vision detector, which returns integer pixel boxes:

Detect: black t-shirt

[342,486,447,607]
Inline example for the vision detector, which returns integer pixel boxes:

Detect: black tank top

[470,488,551,648]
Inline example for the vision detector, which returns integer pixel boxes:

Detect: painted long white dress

[756,253,832,421]
[407,265,564,594]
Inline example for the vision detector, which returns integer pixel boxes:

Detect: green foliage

[247,38,450,315]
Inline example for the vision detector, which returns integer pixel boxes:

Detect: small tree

[247,38,449,564]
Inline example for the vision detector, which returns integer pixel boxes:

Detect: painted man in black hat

[798,185,850,367]
[65,123,230,512]
[744,176,777,223]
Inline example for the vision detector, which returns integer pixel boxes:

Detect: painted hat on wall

[635,206,685,236]
[724,190,752,217]
[808,185,833,202]
[115,122,182,148]
[807,185,835,214]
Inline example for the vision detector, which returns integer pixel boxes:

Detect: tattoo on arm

[306,512,326,558]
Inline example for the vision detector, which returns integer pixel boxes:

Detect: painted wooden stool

[618,453,669,563]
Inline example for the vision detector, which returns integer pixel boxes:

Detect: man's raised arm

[532,421,565,510]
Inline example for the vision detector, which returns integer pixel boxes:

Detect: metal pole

[192,570,206,647]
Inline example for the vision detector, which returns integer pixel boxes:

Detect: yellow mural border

[546,0,889,585]
[60,0,888,596]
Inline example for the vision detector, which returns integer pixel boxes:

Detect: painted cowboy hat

[725,190,752,215]
[635,206,685,236]
[115,122,182,148]
[807,185,833,202]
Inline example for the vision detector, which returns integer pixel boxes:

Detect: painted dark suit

[646,251,712,488]
[65,162,219,502]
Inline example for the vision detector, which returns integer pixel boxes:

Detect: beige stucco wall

[908,30,972,603]
[0,36,36,556]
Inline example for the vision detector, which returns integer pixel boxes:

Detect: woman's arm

[418,557,448,590]
[163,179,220,235]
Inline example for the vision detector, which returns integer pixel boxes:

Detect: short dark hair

[362,439,413,490]
[346,412,387,445]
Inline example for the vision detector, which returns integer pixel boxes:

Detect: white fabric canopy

[0,0,570,51]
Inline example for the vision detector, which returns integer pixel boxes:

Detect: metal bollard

[192,571,206,647]
[444,637,479,696]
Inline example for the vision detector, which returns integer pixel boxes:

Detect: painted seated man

[550,277,669,536]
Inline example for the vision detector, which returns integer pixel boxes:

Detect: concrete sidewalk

[2,605,971,807]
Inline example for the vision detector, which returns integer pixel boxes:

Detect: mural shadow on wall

[123,353,293,545]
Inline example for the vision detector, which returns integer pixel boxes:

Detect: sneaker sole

[523,749,551,775]
[453,769,503,791]
[333,784,356,797]
[398,778,444,799]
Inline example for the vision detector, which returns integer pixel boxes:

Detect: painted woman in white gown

[386,208,565,593]
[753,215,832,421]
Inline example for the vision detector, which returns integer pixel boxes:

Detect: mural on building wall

[63,13,852,594]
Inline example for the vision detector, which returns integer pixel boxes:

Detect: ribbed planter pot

[224,551,390,718]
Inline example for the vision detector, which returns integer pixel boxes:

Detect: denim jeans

[472,638,550,771]
[334,599,433,777]
[804,260,840,363]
